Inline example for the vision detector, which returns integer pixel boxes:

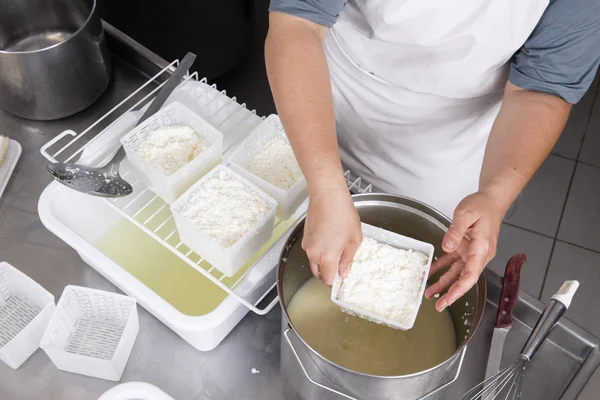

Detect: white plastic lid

[551,280,580,309]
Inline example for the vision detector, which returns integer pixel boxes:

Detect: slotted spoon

[47,52,196,197]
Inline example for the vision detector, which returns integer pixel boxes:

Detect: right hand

[302,186,362,285]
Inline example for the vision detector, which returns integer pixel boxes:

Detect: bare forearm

[480,81,572,211]
[265,13,346,196]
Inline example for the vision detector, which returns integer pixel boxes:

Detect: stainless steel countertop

[0,37,598,400]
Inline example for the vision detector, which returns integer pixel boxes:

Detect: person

[264,0,600,312]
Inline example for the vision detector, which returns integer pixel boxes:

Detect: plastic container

[171,165,277,277]
[98,381,174,400]
[331,223,435,330]
[38,179,283,351]
[229,115,308,219]
[40,285,139,381]
[120,102,223,203]
[0,261,55,369]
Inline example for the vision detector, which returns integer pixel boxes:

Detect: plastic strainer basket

[40,285,139,381]
[0,261,55,369]
[331,223,435,330]
[229,114,308,219]
[171,165,277,277]
[120,101,223,203]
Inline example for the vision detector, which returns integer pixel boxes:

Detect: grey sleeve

[269,0,347,28]
[510,0,600,104]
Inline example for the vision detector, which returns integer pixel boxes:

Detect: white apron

[324,0,549,217]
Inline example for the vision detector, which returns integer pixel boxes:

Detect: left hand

[424,190,507,312]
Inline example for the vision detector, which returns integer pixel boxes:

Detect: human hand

[424,190,507,312]
[302,186,362,285]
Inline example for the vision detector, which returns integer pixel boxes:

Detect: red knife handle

[495,253,526,328]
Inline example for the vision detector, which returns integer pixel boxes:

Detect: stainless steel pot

[278,193,487,400]
[0,0,111,120]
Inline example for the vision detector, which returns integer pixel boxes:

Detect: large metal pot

[278,193,486,400]
[0,0,112,120]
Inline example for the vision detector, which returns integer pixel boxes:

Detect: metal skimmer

[47,52,196,197]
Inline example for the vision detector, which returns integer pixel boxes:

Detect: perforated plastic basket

[40,285,139,381]
[120,102,223,203]
[229,114,308,219]
[171,165,277,277]
[0,262,55,369]
[331,223,435,330]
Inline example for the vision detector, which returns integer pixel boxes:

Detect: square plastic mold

[170,165,277,277]
[0,261,55,369]
[331,223,435,330]
[229,115,308,219]
[40,285,139,381]
[120,102,223,203]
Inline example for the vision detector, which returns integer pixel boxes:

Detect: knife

[485,253,526,379]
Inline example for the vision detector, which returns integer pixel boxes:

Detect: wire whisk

[459,280,580,400]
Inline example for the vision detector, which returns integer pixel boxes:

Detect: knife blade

[485,253,526,379]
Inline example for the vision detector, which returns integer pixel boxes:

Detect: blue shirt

[270,0,600,104]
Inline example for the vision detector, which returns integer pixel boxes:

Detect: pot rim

[0,0,99,55]
[277,192,487,379]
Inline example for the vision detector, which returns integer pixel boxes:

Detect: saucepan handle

[285,327,466,400]
[284,327,359,400]
[416,345,467,400]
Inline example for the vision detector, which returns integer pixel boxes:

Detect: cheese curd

[339,237,429,327]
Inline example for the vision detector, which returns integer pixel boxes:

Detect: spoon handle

[109,146,127,166]
[107,52,196,170]
[136,52,197,127]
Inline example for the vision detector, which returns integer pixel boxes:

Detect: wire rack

[40,59,373,315]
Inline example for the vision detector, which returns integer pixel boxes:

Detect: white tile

[504,155,575,236]
[487,224,553,298]
[541,241,600,337]
[558,163,600,252]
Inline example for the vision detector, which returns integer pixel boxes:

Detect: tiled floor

[491,73,600,399]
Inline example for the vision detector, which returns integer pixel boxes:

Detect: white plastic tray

[0,261,55,369]
[331,223,435,330]
[38,178,284,351]
[0,139,22,201]
[98,382,174,400]
[38,59,373,351]
[121,102,223,204]
[171,165,278,277]
[40,285,139,381]
[229,114,308,219]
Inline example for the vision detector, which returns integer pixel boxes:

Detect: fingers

[425,259,465,299]
[436,267,480,312]
[428,251,461,278]
[309,262,320,280]
[304,246,354,285]
[319,254,341,285]
[302,211,362,286]
[443,208,479,253]
[339,240,361,278]
[435,239,488,311]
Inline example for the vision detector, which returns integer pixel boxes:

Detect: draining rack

[41,58,372,315]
